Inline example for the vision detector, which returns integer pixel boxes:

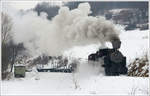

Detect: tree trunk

[10,46,16,72]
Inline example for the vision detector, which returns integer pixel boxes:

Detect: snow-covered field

[1,72,149,95]
[1,29,149,95]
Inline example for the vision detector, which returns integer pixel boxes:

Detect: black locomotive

[88,48,128,76]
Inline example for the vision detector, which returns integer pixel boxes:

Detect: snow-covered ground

[1,29,149,95]
[1,72,149,95]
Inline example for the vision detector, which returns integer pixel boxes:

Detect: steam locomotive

[88,39,128,76]
[88,48,128,76]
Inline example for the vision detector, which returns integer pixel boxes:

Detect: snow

[1,72,149,95]
[109,8,128,14]
[1,29,149,95]
[14,64,26,67]
[120,29,149,65]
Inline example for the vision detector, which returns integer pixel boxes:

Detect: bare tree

[2,12,12,45]
[2,13,26,80]
[1,12,13,79]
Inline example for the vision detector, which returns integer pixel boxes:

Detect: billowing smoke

[9,3,120,56]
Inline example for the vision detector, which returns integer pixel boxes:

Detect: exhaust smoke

[7,3,120,56]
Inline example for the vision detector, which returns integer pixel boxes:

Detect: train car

[14,65,26,78]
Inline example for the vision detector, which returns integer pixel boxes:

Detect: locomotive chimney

[111,38,121,49]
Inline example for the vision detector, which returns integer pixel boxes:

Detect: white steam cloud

[7,3,120,56]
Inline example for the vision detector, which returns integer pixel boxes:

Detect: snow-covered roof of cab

[14,64,26,67]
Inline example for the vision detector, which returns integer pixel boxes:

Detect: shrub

[128,54,149,77]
